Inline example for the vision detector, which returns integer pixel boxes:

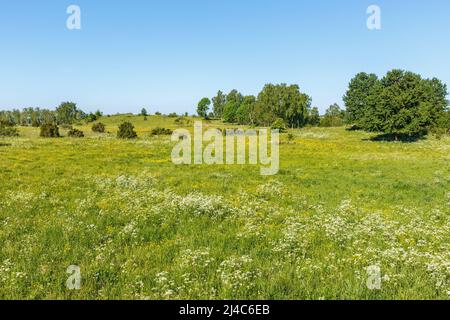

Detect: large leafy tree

[197,97,211,119]
[212,90,226,118]
[235,95,256,125]
[56,102,79,124]
[344,70,448,137]
[254,84,311,128]
[222,90,243,123]
[343,72,381,127]
[371,70,447,136]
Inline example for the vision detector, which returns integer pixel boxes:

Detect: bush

[68,128,84,138]
[85,113,98,123]
[60,124,73,130]
[0,125,19,137]
[0,120,15,127]
[31,120,41,127]
[40,123,60,138]
[92,122,105,133]
[151,127,173,136]
[117,122,137,139]
[174,117,184,124]
[174,117,192,126]
[271,118,287,132]
[287,133,295,141]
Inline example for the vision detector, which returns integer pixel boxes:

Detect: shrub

[0,125,19,137]
[0,120,15,127]
[174,117,192,125]
[92,122,105,133]
[174,117,184,124]
[60,124,73,130]
[117,121,138,139]
[271,118,287,132]
[31,119,41,127]
[68,128,85,138]
[40,123,60,138]
[168,112,178,118]
[151,127,173,136]
[85,113,98,123]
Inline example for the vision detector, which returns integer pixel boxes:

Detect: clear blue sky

[1,0,449,114]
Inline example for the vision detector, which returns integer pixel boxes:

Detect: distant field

[0,115,449,299]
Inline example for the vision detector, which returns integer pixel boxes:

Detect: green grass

[0,115,449,299]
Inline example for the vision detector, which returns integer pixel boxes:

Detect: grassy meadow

[0,115,449,299]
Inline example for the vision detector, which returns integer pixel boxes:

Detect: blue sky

[0,0,449,114]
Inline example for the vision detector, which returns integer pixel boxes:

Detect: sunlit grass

[0,115,449,299]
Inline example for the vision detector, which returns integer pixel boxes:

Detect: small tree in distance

[308,107,320,126]
[320,104,345,127]
[197,98,211,119]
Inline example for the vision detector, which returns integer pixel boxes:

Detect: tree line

[197,84,319,128]
[0,102,103,127]
[1,69,449,139]
[197,86,361,129]
[198,70,449,137]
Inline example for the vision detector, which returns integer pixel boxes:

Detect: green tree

[235,95,256,125]
[438,109,450,133]
[370,70,447,137]
[308,107,320,126]
[140,108,148,117]
[197,98,211,119]
[0,121,19,137]
[345,70,448,138]
[343,72,381,127]
[222,90,244,123]
[56,102,78,125]
[320,104,345,127]
[86,113,98,123]
[254,84,311,128]
[212,90,226,118]
[271,118,287,132]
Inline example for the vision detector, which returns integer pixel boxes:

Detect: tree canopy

[197,97,211,119]
[56,102,83,125]
[344,70,448,136]
[212,90,226,118]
